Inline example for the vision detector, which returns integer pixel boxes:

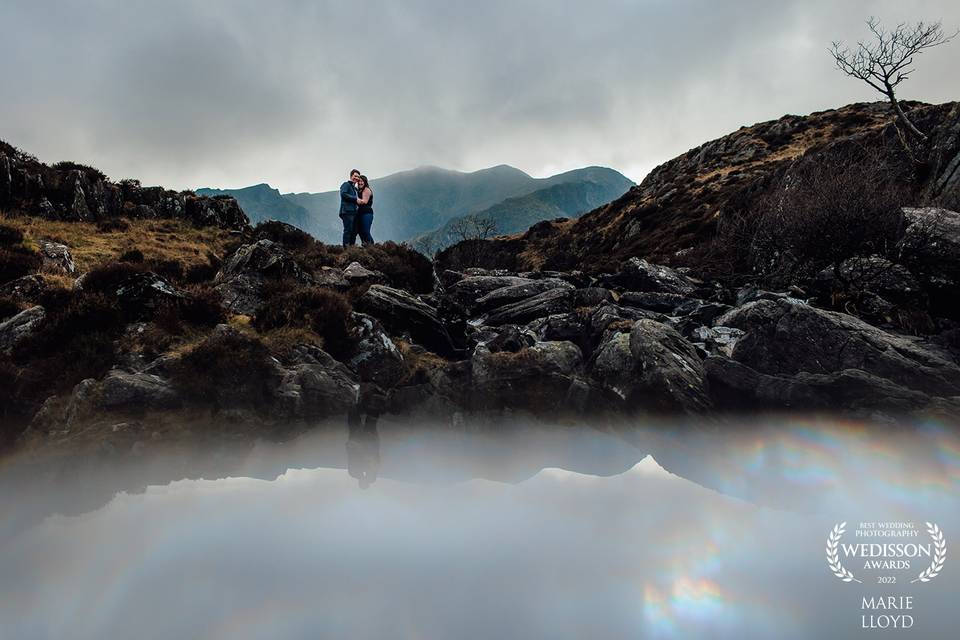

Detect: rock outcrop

[0,141,250,231]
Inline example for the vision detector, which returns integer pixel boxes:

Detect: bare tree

[831,18,956,143]
[446,215,500,267]
[448,215,499,244]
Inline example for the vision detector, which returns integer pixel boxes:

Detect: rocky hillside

[463,101,960,272]
[0,140,250,232]
[4,103,960,461]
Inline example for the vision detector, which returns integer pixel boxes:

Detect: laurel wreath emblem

[826,522,862,583]
[911,522,946,583]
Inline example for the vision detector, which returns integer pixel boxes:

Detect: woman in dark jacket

[355,175,375,246]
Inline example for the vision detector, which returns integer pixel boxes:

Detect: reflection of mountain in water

[1,419,958,542]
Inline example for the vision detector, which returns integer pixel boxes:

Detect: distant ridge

[199,165,633,245]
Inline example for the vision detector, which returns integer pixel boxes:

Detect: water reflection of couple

[339,169,374,247]
[346,384,382,489]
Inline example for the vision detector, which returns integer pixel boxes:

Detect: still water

[0,418,957,639]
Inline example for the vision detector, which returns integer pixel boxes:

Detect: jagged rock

[483,287,573,326]
[38,240,76,275]
[619,291,691,313]
[572,287,614,307]
[214,240,309,315]
[474,278,573,314]
[217,239,304,282]
[527,312,588,346]
[342,261,385,286]
[0,305,44,354]
[313,266,351,290]
[270,343,359,418]
[443,275,534,313]
[674,299,731,326]
[485,325,537,353]
[470,341,584,413]
[704,356,950,415]
[587,303,664,348]
[356,284,456,356]
[689,326,744,357]
[734,286,803,307]
[213,273,263,316]
[603,258,696,295]
[184,195,249,230]
[812,255,922,305]
[96,369,181,409]
[590,319,710,413]
[348,313,406,388]
[387,360,470,420]
[717,298,960,396]
[116,272,183,319]
[902,207,960,315]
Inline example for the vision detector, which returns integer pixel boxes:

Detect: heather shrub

[119,248,145,263]
[709,147,911,289]
[172,330,276,409]
[0,295,23,321]
[81,260,148,295]
[178,284,227,327]
[0,224,42,285]
[300,241,433,293]
[253,286,355,359]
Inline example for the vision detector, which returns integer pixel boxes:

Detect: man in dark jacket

[339,169,362,246]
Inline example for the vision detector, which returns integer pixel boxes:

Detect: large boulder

[356,284,457,357]
[717,298,960,396]
[482,287,574,326]
[38,240,76,275]
[602,258,697,295]
[474,278,574,314]
[115,272,183,319]
[470,341,584,413]
[342,261,386,287]
[96,369,181,410]
[214,240,309,315]
[589,319,710,413]
[619,291,691,313]
[443,275,534,313]
[274,344,360,418]
[0,305,44,354]
[704,356,954,416]
[348,313,406,388]
[217,239,304,282]
[812,255,922,306]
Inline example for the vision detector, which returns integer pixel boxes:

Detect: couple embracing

[339,169,375,246]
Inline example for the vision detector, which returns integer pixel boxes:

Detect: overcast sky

[1,0,958,193]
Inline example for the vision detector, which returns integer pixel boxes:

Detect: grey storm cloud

[1,0,958,192]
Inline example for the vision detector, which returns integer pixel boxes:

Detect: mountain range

[197,165,633,245]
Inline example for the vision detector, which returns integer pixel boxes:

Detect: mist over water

[0,418,957,639]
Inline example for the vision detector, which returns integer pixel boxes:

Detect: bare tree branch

[831,17,957,143]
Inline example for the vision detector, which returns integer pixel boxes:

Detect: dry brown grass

[0,213,235,273]
[394,338,446,384]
